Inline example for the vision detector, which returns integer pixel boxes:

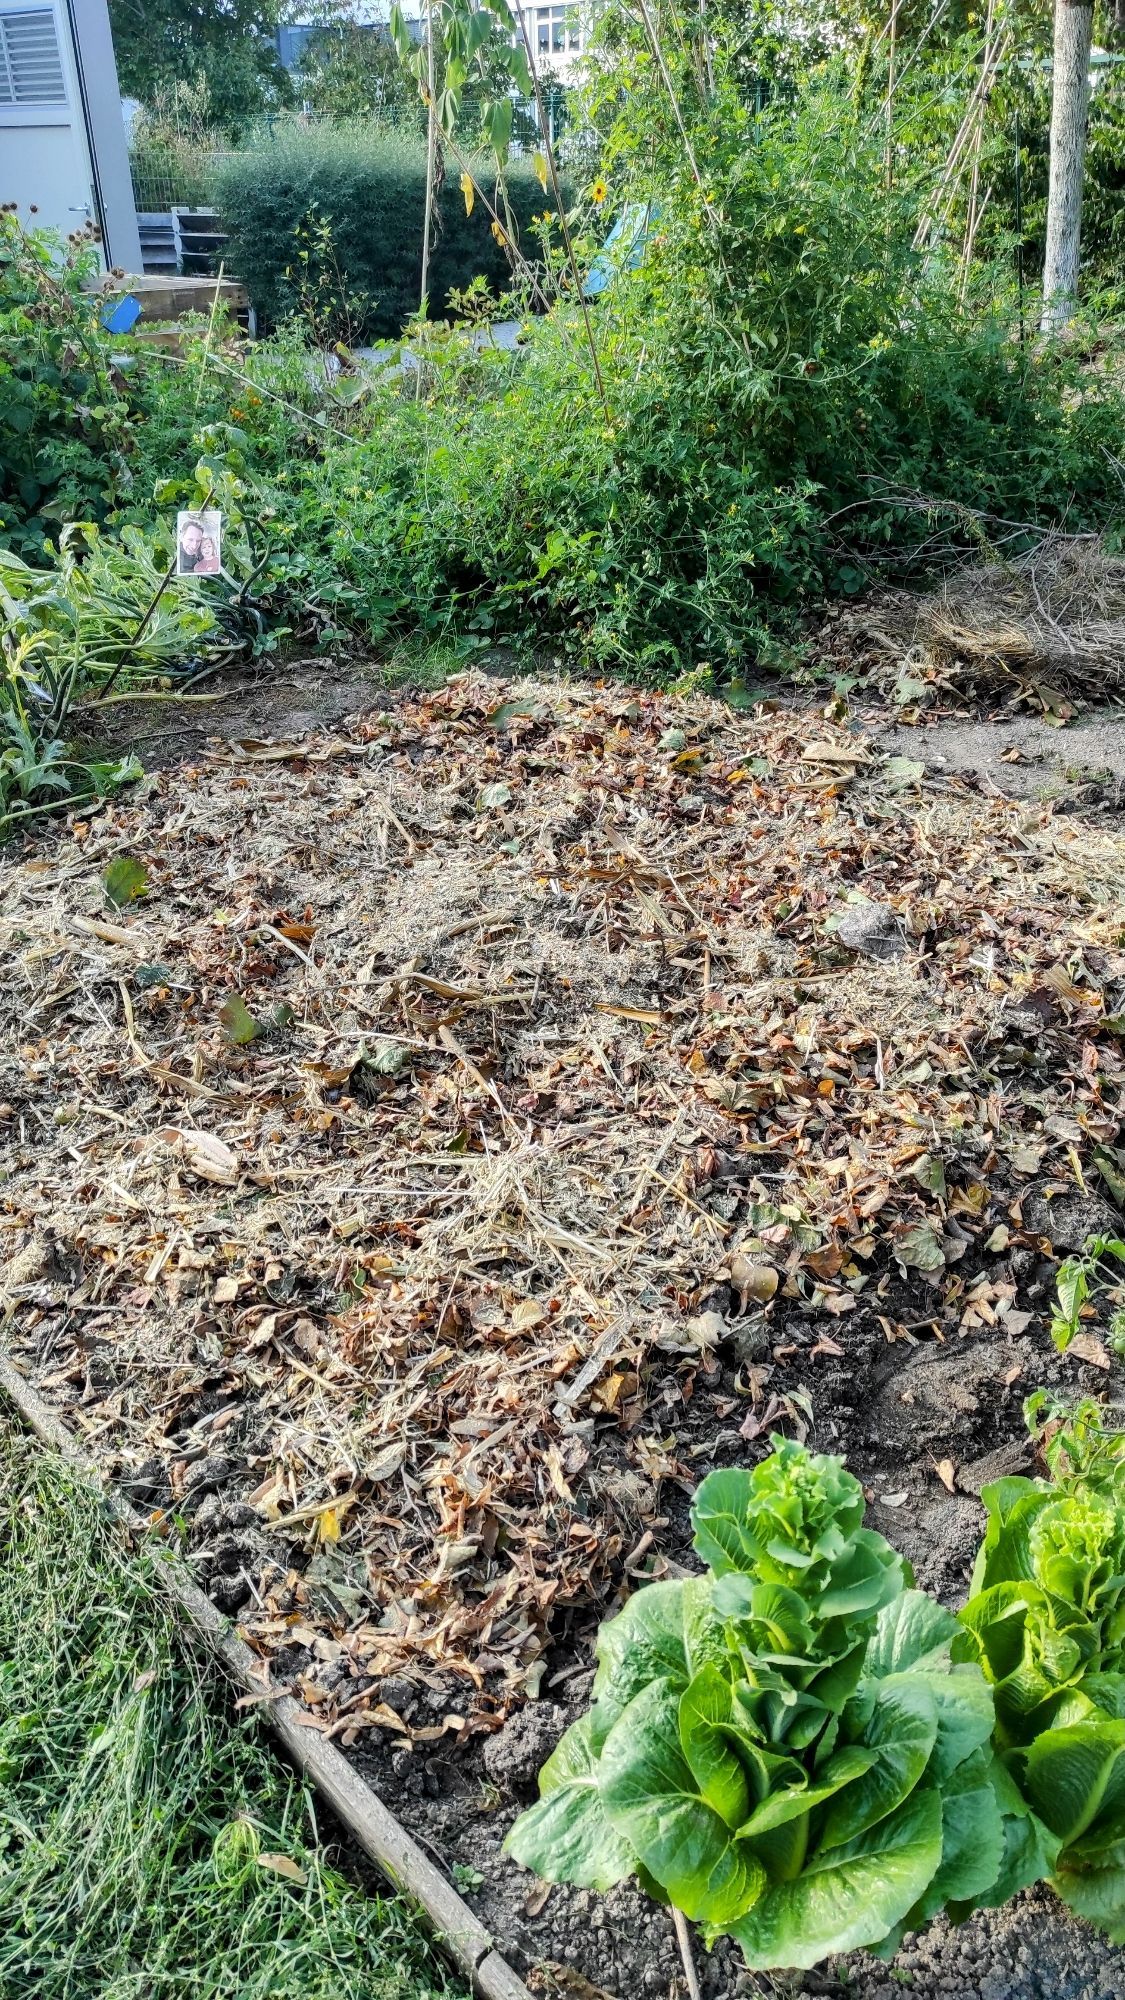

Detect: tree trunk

[1040,0,1094,330]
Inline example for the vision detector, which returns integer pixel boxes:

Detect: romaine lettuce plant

[955,1405,1125,1939]
[507,1439,1024,1970]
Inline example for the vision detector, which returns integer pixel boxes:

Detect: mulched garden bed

[3,671,1125,1998]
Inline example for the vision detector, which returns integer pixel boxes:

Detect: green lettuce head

[506,1439,1012,1971]
[956,1423,1125,1940]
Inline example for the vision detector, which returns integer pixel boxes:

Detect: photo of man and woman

[176,510,222,577]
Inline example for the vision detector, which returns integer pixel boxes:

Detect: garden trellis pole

[509,0,611,420]
[421,0,437,312]
[959,0,996,296]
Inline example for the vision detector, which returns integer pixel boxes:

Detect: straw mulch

[2,672,1123,1738]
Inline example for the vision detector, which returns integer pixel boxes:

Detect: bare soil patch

[870,712,1125,806]
[3,670,1125,1997]
[76,652,390,771]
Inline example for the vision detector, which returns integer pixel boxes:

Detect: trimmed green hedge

[213,124,552,339]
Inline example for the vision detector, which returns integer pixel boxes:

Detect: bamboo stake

[440,126,564,324]
[912,27,1009,249]
[960,180,994,300]
[0,1347,532,2000]
[885,0,904,187]
[959,0,996,289]
[866,0,951,128]
[510,0,611,420]
[627,0,752,356]
[193,261,226,414]
[672,1907,703,2000]
[420,0,437,313]
[634,0,714,220]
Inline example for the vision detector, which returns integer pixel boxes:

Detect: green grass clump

[0,1420,466,2000]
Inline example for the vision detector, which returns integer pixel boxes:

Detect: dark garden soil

[3,668,1125,1999]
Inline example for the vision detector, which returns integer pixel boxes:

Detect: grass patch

[0,1419,466,2000]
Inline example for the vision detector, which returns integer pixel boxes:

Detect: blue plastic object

[584,202,659,298]
[100,293,143,335]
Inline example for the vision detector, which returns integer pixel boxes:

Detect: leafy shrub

[507,1439,1039,1971]
[212,124,557,338]
[204,74,1125,677]
[0,214,131,558]
[1049,1235,1125,1354]
[956,1408,1125,1939]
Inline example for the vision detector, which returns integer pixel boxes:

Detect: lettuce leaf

[599,1680,767,1925]
[503,1712,636,1889]
[729,1789,943,1970]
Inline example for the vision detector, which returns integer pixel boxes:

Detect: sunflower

[591,178,608,206]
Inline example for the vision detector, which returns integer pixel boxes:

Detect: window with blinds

[0,9,66,107]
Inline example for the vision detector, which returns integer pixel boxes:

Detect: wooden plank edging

[0,1348,532,2000]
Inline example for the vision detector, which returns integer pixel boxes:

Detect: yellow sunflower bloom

[591,178,608,206]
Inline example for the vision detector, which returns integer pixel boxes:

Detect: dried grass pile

[820,534,1125,709]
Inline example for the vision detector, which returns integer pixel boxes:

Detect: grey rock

[192,1492,224,1534]
[121,1457,167,1502]
[377,1675,416,1714]
[836,900,908,960]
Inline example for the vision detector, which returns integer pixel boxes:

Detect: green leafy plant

[219,993,264,1045]
[103,855,150,908]
[285,206,370,353]
[0,211,133,558]
[1050,1235,1125,1353]
[956,1403,1125,1939]
[507,1439,1028,1971]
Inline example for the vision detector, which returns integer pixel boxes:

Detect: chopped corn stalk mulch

[2,674,1124,1740]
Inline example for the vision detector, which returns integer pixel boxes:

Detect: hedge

[213,123,555,339]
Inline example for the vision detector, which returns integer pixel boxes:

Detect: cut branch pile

[2,673,1123,1740]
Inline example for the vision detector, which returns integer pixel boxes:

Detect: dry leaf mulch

[2,672,1124,1745]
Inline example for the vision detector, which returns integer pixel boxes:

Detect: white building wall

[0,0,140,267]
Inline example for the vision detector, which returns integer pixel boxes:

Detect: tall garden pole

[885,0,902,187]
[1041,0,1094,330]
[510,0,611,420]
[420,0,437,312]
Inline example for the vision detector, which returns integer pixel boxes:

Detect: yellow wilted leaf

[460,170,474,216]
[258,1852,308,1886]
[533,151,549,192]
[315,1505,343,1544]
[490,219,508,248]
[729,1250,778,1312]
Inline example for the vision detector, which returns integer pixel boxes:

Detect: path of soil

[6,664,1125,2000]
